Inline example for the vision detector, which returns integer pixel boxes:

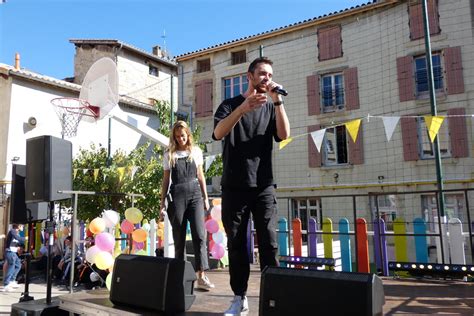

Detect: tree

[73,100,222,221]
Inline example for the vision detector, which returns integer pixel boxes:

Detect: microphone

[272,87,288,96]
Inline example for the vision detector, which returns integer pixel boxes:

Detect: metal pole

[421,0,446,218]
[170,75,174,128]
[259,45,264,57]
[107,117,112,167]
[69,193,79,293]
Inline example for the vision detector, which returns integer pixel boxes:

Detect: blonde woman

[160,120,214,290]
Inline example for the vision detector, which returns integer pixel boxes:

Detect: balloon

[85,245,101,264]
[86,228,93,238]
[211,204,222,221]
[158,222,164,229]
[106,273,112,291]
[135,249,147,256]
[132,229,147,243]
[62,226,70,237]
[134,241,144,250]
[120,220,134,234]
[95,232,115,252]
[90,272,100,282]
[157,229,164,240]
[142,223,151,232]
[95,251,114,270]
[125,207,143,224]
[89,218,106,234]
[205,219,219,234]
[218,221,224,231]
[102,210,120,228]
[212,231,225,244]
[212,198,221,206]
[211,243,225,259]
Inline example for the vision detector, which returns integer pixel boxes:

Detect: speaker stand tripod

[19,209,35,302]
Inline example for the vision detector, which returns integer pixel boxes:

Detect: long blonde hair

[167,120,194,167]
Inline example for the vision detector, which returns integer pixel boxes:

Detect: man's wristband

[274,101,284,106]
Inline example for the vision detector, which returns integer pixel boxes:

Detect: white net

[51,98,89,138]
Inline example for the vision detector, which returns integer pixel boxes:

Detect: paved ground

[1,266,473,315]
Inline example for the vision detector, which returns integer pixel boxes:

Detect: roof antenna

[161,29,168,58]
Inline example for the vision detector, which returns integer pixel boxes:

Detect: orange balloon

[212,198,222,206]
[132,229,147,243]
[89,218,106,234]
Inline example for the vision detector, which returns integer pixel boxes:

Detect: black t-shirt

[212,94,281,189]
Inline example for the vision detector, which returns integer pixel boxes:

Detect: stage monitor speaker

[260,266,385,316]
[10,164,48,223]
[110,254,196,313]
[25,135,72,203]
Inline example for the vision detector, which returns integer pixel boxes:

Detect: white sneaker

[196,275,215,291]
[9,281,20,289]
[224,295,249,315]
[1,284,13,292]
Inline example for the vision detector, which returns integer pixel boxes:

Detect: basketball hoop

[51,97,98,138]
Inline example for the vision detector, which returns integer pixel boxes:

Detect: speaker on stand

[25,135,73,306]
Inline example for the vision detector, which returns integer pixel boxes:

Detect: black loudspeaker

[260,267,385,316]
[110,254,196,313]
[10,164,48,223]
[25,135,72,203]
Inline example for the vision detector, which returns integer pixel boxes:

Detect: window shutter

[444,46,464,95]
[409,0,440,40]
[348,123,364,165]
[344,67,360,110]
[194,80,204,118]
[397,56,415,102]
[308,125,322,168]
[318,25,341,61]
[448,108,469,158]
[203,79,214,116]
[307,75,320,115]
[401,117,419,161]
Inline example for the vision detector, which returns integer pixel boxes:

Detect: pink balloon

[134,241,144,250]
[210,205,222,221]
[120,219,134,234]
[95,232,115,251]
[211,243,225,259]
[205,219,219,234]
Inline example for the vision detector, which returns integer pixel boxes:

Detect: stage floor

[3,266,474,315]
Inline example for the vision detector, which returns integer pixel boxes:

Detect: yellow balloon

[218,221,224,231]
[132,229,148,243]
[95,251,114,270]
[106,273,112,291]
[212,198,222,206]
[135,249,147,256]
[157,230,164,239]
[125,207,143,224]
[89,218,106,234]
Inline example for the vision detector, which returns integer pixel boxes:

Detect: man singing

[213,56,290,315]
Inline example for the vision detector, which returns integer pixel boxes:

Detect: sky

[0,0,363,80]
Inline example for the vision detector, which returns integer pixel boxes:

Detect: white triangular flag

[205,155,216,172]
[311,129,326,153]
[382,116,400,142]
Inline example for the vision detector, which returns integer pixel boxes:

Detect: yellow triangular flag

[345,119,361,143]
[424,115,445,143]
[73,169,78,179]
[117,167,126,182]
[279,138,293,150]
[93,169,100,182]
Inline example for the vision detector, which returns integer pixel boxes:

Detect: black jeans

[222,185,279,296]
[168,180,209,271]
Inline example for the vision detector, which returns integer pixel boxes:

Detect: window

[231,50,246,65]
[197,59,210,73]
[321,73,344,112]
[414,53,443,96]
[418,116,450,159]
[408,0,440,40]
[323,126,348,166]
[291,198,322,241]
[149,65,159,77]
[421,194,464,234]
[223,74,248,100]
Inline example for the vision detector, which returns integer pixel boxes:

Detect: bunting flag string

[205,155,217,172]
[382,116,400,142]
[310,129,326,153]
[117,167,126,182]
[345,119,361,143]
[93,169,100,182]
[424,115,445,143]
[279,137,293,150]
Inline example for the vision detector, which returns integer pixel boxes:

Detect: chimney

[15,53,20,70]
[152,45,162,57]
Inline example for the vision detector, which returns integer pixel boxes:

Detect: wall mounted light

[27,116,37,127]
[333,173,339,183]
[378,175,385,183]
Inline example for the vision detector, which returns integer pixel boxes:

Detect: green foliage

[73,100,222,221]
